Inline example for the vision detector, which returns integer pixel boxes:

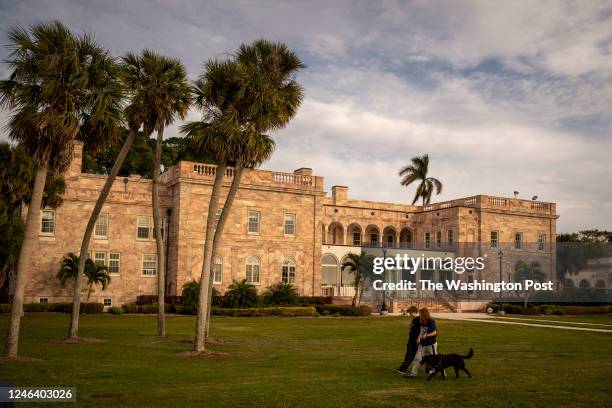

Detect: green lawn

[495,314,612,325]
[0,313,610,408]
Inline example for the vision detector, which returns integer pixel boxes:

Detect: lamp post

[498,249,504,314]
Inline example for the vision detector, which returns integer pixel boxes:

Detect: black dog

[420,349,473,380]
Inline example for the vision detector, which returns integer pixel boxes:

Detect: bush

[488,303,610,315]
[21,302,103,314]
[174,304,197,315]
[135,295,183,305]
[0,304,11,313]
[108,306,124,315]
[298,296,333,306]
[122,303,139,313]
[224,280,258,308]
[315,304,372,316]
[263,282,300,306]
[23,302,50,312]
[49,303,72,313]
[212,306,316,317]
[79,303,104,314]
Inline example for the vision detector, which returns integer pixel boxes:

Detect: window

[39,298,48,304]
[137,216,150,239]
[245,256,260,284]
[424,232,431,249]
[353,232,361,246]
[370,233,378,244]
[321,254,338,285]
[248,211,260,234]
[213,256,223,284]
[40,209,55,234]
[282,258,296,284]
[284,213,296,235]
[103,298,112,307]
[447,230,454,246]
[94,213,109,238]
[215,208,222,229]
[490,231,499,248]
[142,254,157,276]
[108,253,121,274]
[514,232,523,249]
[436,231,442,248]
[93,251,107,266]
[538,233,546,251]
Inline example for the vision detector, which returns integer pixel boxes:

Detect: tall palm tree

[57,253,111,300]
[0,21,122,358]
[398,154,443,205]
[183,39,304,352]
[341,253,374,307]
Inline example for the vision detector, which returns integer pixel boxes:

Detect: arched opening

[321,254,339,286]
[383,226,397,248]
[595,280,606,289]
[340,255,354,287]
[327,222,345,245]
[565,279,575,288]
[365,225,380,247]
[400,227,413,248]
[213,255,223,284]
[282,258,296,284]
[245,256,260,284]
[347,223,362,246]
[579,279,590,288]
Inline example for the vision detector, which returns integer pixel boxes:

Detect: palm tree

[341,253,374,307]
[57,253,111,300]
[183,39,304,352]
[224,280,258,308]
[0,21,122,358]
[514,260,545,307]
[399,154,442,205]
[70,51,190,339]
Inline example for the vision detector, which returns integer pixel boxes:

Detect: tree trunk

[69,130,137,339]
[152,128,166,337]
[205,164,243,338]
[4,164,48,358]
[194,163,227,352]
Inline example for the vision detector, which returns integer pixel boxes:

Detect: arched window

[340,256,353,286]
[579,279,590,288]
[213,255,223,284]
[245,256,260,284]
[321,254,338,285]
[282,258,296,284]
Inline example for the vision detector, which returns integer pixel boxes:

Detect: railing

[273,173,312,186]
[320,284,356,297]
[192,164,235,178]
[530,201,549,211]
[488,197,508,207]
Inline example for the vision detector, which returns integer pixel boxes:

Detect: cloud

[0,0,610,232]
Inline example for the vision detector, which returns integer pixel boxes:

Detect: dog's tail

[463,348,474,359]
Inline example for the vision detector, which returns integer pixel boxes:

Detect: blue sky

[1,0,611,232]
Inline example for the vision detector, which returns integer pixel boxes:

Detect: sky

[0,0,611,233]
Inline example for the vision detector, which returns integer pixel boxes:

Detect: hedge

[315,304,372,316]
[488,303,612,315]
[135,295,182,305]
[108,306,125,315]
[5,302,106,314]
[0,304,11,313]
[212,306,317,317]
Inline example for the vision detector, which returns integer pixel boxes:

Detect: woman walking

[405,308,439,379]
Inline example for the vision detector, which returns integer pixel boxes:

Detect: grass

[0,313,611,408]
[495,314,612,325]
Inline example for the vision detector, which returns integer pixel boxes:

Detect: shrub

[49,303,72,313]
[263,282,300,306]
[122,303,139,313]
[224,279,258,308]
[80,303,104,314]
[298,296,333,306]
[181,280,199,309]
[23,302,50,312]
[315,304,372,316]
[21,302,103,313]
[135,295,158,305]
[212,306,316,317]
[108,306,124,315]
[174,304,196,315]
[0,304,11,313]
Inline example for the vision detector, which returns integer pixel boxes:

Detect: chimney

[293,167,312,176]
[331,185,348,204]
[67,141,84,178]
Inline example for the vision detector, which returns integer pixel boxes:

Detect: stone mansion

[25,142,558,310]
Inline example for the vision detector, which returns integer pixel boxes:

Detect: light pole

[498,249,504,312]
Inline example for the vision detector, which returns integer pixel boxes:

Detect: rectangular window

[137,216,150,239]
[424,232,431,249]
[248,210,260,234]
[103,298,112,307]
[538,233,546,251]
[447,230,454,246]
[214,208,222,229]
[284,213,296,235]
[108,253,121,274]
[39,298,48,304]
[353,232,361,246]
[93,251,107,266]
[436,231,442,248]
[142,254,157,276]
[246,264,260,283]
[514,232,523,249]
[370,233,378,245]
[490,231,499,248]
[40,209,55,234]
[94,213,109,238]
[213,259,222,284]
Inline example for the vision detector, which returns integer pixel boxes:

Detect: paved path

[431,312,612,333]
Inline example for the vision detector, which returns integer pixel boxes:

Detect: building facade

[25,143,558,310]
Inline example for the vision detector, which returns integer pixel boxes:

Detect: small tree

[224,280,258,309]
[341,253,375,307]
[514,260,545,307]
[57,253,111,300]
[263,282,299,306]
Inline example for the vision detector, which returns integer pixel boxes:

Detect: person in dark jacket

[395,306,420,374]
[405,307,441,378]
